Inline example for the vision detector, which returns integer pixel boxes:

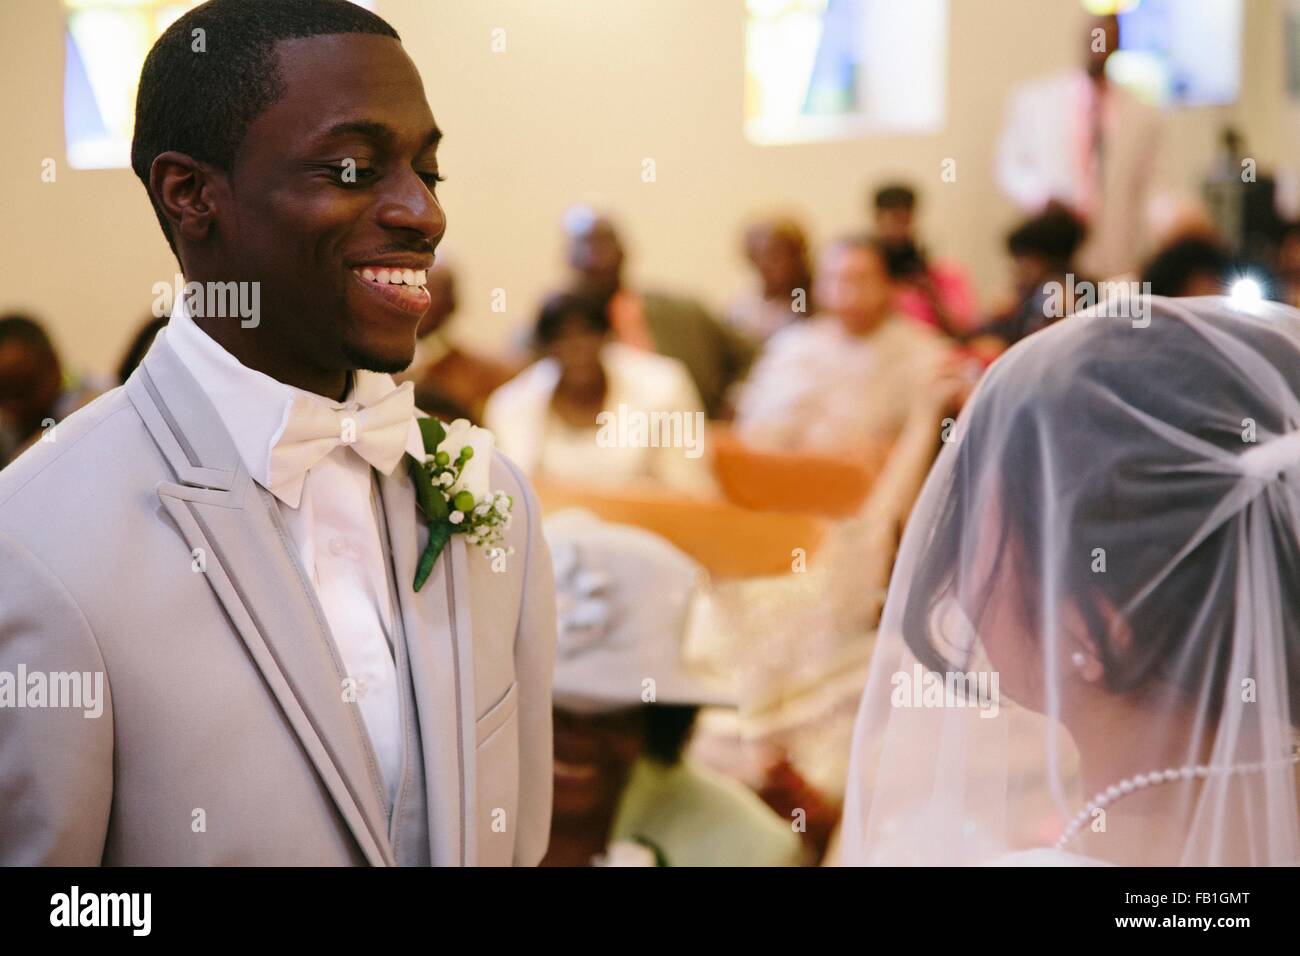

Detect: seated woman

[484,293,717,497]
[541,510,804,867]
[840,295,1300,866]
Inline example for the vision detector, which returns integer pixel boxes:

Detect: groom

[0,0,555,865]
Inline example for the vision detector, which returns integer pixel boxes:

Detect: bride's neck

[1064,692,1213,864]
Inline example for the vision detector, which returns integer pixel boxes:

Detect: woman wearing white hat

[540,511,804,867]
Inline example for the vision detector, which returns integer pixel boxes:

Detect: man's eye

[329,164,377,185]
[419,171,446,188]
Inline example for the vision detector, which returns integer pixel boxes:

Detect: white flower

[493,498,510,516]
[439,472,455,487]
[474,503,490,517]
[449,511,465,525]
[437,418,494,501]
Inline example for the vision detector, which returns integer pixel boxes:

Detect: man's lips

[348,266,430,317]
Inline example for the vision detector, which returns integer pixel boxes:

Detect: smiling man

[0,0,556,866]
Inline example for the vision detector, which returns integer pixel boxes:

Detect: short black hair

[0,314,54,353]
[873,183,917,212]
[1140,237,1231,297]
[534,292,611,347]
[1006,205,1087,266]
[131,0,401,262]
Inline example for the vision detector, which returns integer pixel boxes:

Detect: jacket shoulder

[0,387,144,513]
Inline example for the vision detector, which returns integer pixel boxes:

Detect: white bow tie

[268,379,416,508]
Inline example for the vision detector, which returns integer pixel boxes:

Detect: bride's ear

[1069,644,1104,683]
[1067,592,1132,684]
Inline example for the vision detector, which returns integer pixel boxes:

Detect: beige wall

[1,0,1296,374]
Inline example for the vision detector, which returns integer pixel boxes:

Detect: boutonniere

[408,417,514,592]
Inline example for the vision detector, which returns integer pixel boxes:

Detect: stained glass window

[743,0,948,145]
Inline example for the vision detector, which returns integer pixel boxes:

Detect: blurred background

[2,0,1298,370]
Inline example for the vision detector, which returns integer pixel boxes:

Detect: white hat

[545,510,737,714]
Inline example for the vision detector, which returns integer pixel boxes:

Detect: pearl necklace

[1055,747,1300,851]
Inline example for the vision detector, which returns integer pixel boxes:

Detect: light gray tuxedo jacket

[0,335,556,865]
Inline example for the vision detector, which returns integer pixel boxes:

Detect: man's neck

[194,315,350,400]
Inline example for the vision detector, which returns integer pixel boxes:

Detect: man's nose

[377,170,446,242]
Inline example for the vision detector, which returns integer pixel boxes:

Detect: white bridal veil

[840,296,1300,866]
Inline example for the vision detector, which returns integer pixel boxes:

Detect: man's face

[749,231,806,296]
[816,244,894,335]
[1011,252,1050,299]
[0,341,61,439]
[874,206,914,245]
[568,220,624,294]
[217,34,445,375]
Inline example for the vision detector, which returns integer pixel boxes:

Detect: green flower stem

[413,518,453,592]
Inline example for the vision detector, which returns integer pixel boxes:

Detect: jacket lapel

[128,335,396,866]
[379,467,479,866]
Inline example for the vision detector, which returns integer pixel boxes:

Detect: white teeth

[352,266,429,288]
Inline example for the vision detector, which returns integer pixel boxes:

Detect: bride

[839,295,1300,866]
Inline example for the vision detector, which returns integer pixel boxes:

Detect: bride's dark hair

[902,304,1300,723]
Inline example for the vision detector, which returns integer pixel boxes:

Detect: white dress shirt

[483,342,718,498]
[733,314,948,460]
[165,298,423,810]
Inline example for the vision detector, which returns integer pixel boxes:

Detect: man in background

[871,183,978,338]
[996,13,1162,278]
[733,237,950,464]
[0,314,108,468]
[563,205,754,419]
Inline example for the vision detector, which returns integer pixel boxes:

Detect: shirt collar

[163,296,424,503]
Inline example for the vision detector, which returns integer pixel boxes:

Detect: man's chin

[340,339,417,376]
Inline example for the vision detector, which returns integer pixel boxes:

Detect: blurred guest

[726,215,814,343]
[1140,235,1232,298]
[484,293,716,497]
[980,205,1090,345]
[1277,221,1300,308]
[541,510,803,867]
[398,259,518,424]
[733,237,949,463]
[0,314,109,467]
[871,183,978,337]
[996,13,1162,278]
[116,315,168,384]
[563,205,754,418]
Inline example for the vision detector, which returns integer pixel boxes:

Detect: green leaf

[408,456,448,522]
[418,417,446,454]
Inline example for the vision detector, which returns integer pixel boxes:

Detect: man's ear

[149,151,225,247]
